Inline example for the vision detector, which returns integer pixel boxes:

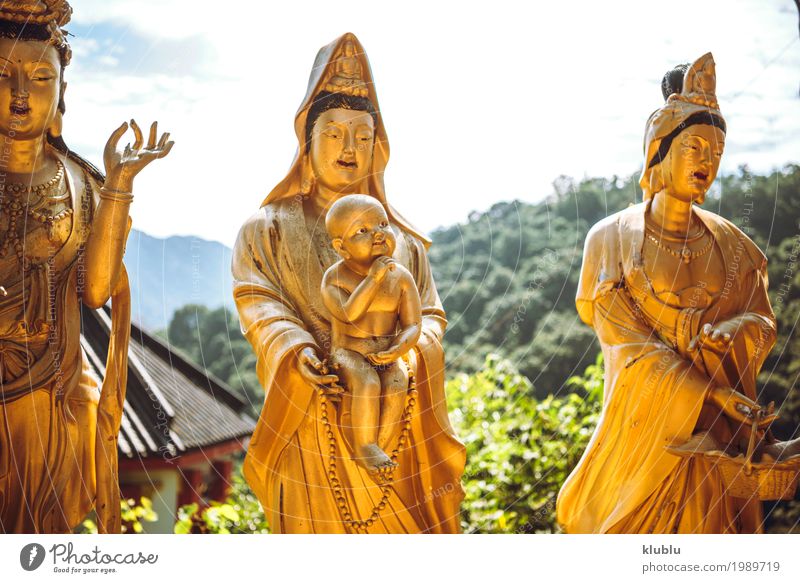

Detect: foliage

[447,353,602,533]
[78,497,158,534]
[174,470,269,534]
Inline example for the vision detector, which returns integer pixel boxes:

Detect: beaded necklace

[0,159,73,268]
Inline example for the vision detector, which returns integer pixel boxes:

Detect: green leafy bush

[174,471,269,534]
[447,353,602,533]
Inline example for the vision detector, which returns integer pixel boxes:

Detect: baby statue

[321,194,422,478]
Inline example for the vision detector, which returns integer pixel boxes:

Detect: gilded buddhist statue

[232,33,465,533]
[557,53,800,534]
[0,0,173,533]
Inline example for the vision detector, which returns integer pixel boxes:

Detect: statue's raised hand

[104,119,174,192]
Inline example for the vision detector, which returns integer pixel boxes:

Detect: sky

[58,0,800,247]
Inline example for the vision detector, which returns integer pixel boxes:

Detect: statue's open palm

[103,119,174,191]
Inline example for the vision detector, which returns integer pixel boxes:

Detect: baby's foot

[356,443,397,481]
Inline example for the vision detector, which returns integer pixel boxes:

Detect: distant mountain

[124,229,234,331]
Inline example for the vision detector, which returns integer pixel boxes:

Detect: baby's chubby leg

[331,348,395,475]
[377,358,410,451]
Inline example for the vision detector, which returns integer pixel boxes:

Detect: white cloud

[58,0,799,246]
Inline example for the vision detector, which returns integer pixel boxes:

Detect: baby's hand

[368,256,396,283]
[367,350,398,366]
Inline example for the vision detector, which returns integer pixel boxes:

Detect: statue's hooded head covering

[639,52,726,200]
[261,32,430,246]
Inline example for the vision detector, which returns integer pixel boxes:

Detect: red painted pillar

[178,468,204,508]
[209,460,233,502]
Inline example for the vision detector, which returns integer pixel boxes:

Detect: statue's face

[0,38,61,142]
[665,124,725,204]
[310,108,375,192]
[336,203,396,264]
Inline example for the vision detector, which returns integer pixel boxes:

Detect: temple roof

[80,306,255,461]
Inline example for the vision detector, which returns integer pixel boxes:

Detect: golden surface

[556,53,785,533]
[232,33,466,533]
[0,2,173,533]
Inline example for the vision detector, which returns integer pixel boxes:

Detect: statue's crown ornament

[667,52,719,110]
[323,39,370,98]
[0,0,72,26]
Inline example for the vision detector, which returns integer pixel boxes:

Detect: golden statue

[232,33,465,533]
[321,194,422,479]
[557,53,800,534]
[0,0,173,533]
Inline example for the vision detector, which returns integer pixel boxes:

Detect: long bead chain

[317,373,418,532]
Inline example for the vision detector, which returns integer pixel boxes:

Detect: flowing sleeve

[576,215,625,326]
[232,208,320,392]
[232,207,320,515]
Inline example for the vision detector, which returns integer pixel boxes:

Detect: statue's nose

[11,68,29,96]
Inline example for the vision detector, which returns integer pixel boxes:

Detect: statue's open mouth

[10,102,30,116]
[336,159,357,169]
[693,171,708,181]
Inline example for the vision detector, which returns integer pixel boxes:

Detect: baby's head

[326,194,396,265]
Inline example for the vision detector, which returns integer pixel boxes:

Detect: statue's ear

[332,238,348,258]
[58,80,67,114]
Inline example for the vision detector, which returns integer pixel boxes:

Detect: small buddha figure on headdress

[324,39,369,98]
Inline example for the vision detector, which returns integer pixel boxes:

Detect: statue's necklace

[0,159,72,266]
[644,222,713,264]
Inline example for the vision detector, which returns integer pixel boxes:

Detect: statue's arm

[80,175,131,308]
[321,266,383,323]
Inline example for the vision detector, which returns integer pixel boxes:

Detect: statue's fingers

[702,323,712,337]
[722,333,731,344]
[300,347,321,367]
[147,121,158,149]
[104,121,129,158]
[157,132,171,148]
[155,141,175,159]
[710,329,721,342]
[130,119,143,150]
